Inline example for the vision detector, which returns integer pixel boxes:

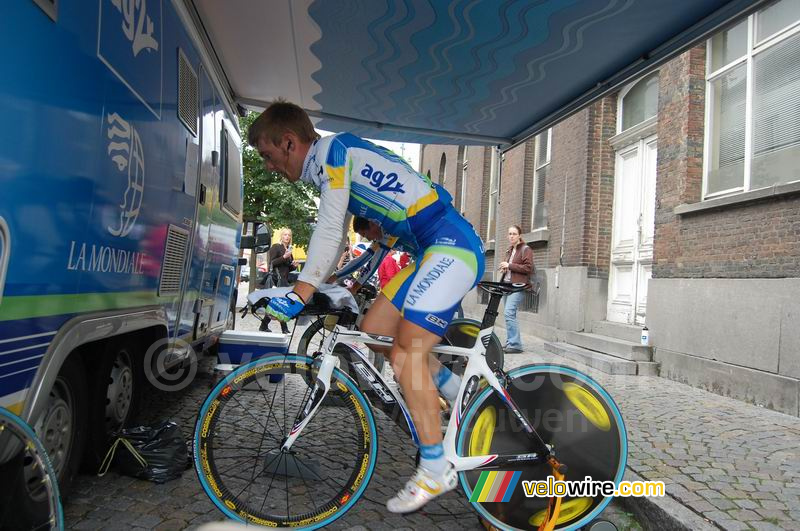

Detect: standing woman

[262,228,297,333]
[498,225,533,353]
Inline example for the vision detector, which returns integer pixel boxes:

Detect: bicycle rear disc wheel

[456,365,627,531]
[194,355,378,528]
[0,408,64,530]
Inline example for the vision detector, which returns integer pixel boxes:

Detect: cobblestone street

[63,287,641,530]
[510,330,800,531]
[61,292,800,530]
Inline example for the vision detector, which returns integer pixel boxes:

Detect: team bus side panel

[0,0,243,514]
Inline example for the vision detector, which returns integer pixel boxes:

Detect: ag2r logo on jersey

[361,164,405,194]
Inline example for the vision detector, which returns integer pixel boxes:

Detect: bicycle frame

[281,319,552,472]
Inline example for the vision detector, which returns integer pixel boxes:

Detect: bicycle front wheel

[194,355,379,528]
[456,365,627,531]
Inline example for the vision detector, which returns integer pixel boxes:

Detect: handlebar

[244,290,360,326]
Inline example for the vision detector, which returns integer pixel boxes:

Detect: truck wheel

[0,356,87,529]
[37,355,88,495]
[0,355,88,527]
[84,340,141,470]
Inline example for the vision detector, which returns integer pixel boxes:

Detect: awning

[189,0,764,148]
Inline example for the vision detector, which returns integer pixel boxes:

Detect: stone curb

[619,469,719,531]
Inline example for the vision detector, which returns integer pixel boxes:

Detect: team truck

[0,0,246,520]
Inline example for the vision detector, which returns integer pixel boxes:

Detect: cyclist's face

[356,223,382,241]
[365,223,383,241]
[257,135,301,182]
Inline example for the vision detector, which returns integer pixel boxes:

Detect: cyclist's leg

[358,294,404,356]
[386,214,485,513]
[360,266,455,389]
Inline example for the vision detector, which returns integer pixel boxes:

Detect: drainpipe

[491,147,503,281]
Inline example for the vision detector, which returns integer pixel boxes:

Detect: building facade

[420,1,800,416]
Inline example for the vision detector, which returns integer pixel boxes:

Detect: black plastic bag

[98,421,190,484]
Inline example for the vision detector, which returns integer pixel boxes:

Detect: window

[619,72,659,132]
[220,123,243,217]
[438,153,447,185]
[532,129,551,230]
[704,0,800,197]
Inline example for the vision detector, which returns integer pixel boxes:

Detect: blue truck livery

[0,0,244,509]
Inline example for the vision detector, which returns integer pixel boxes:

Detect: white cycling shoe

[386,464,458,514]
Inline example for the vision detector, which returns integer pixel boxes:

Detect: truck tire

[0,356,87,526]
[84,339,142,471]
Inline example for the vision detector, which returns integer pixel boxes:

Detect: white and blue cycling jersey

[298,133,484,335]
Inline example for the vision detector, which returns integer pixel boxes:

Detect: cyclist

[327,217,411,290]
[249,100,485,513]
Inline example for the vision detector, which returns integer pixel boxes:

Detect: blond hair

[247,99,319,147]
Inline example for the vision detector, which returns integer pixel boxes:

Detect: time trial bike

[194,281,626,530]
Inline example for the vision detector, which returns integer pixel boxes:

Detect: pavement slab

[506,327,800,531]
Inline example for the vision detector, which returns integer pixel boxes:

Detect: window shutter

[752,33,800,157]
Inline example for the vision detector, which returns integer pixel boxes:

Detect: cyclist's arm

[352,242,392,288]
[295,169,352,301]
[334,240,387,280]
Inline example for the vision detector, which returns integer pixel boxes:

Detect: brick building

[420,2,800,416]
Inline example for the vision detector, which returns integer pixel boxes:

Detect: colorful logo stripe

[469,471,522,502]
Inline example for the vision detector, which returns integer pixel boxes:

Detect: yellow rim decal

[469,405,496,456]
[563,382,611,431]
[529,497,593,526]
[458,324,479,337]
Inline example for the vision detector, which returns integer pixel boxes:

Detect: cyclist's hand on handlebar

[266,291,306,322]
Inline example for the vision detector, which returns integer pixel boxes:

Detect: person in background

[498,225,533,353]
[337,241,352,270]
[378,251,401,289]
[328,217,405,293]
[398,251,410,269]
[262,228,297,333]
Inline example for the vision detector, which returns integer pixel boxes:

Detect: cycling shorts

[381,209,485,335]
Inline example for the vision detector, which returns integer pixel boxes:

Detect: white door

[607,135,656,325]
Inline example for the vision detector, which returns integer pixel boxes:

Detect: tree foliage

[240,112,318,246]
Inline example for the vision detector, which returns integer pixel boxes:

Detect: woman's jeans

[503,291,524,349]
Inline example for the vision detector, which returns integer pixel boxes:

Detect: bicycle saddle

[477,281,530,294]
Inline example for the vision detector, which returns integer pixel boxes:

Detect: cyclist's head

[248,100,320,182]
[353,217,382,241]
[507,225,523,246]
[353,217,369,233]
[248,99,319,148]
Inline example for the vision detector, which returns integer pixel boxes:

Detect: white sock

[435,365,461,403]
[419,443,448,475]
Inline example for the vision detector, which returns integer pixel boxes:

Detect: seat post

[480,291,503,329]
